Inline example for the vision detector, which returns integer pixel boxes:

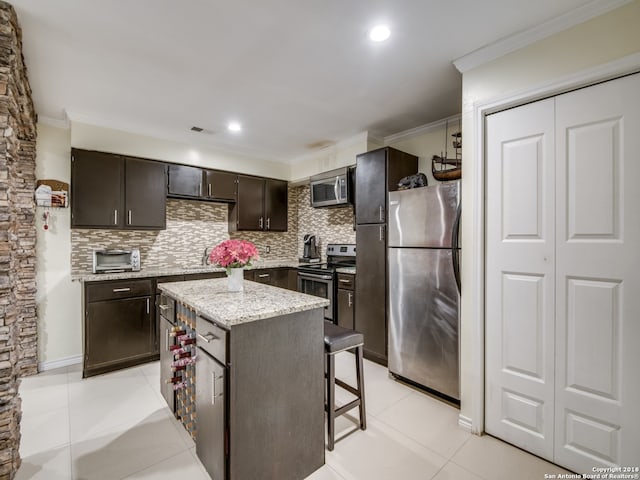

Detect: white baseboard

[458,414,474,433]
[38,354,82,372]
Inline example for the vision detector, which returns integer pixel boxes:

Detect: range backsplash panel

[295,185,355,260]
[71,186,354,273]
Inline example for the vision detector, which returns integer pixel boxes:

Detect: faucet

[202,247,212,266]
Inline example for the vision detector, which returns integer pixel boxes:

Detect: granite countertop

[335,267,356,275]
[72,259,302,282]
[158,278,329,327]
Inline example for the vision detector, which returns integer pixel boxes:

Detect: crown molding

[38,115,70,129]
[383,114,461,145]
[453,0,633,73]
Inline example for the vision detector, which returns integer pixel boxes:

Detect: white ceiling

[12,0,601,162]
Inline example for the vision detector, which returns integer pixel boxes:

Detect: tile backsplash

[70,185,355,273]
[296,185,355,260]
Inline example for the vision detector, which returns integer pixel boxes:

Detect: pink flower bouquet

[209,239,259,273]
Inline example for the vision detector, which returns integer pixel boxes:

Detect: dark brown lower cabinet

[245,268,297,290]
[336,272,355,330]
[84,278,157,377]
[337,288,355,330]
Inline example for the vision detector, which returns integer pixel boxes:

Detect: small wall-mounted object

[35,179,69,207]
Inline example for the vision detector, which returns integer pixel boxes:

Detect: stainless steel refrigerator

[387,181,461,401]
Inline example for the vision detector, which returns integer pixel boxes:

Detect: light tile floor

[17,355,572,479]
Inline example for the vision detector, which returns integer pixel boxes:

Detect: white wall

[458,0,640,430]
[386,116,461,185]
[35,123,82,368]
[289,132,369,183]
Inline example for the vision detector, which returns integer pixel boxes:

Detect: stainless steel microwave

[309,167,354,208]
[92,249,141,273]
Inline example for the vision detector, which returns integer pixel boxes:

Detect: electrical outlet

[265,245,271,254]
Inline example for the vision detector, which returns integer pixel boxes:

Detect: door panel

[167,164,203,197]
[264,179,288,231]
[355,223,387,363]
[486,73,640,472]
[355,149,387,224]
[71,150,123,228]
[554,73,640,470]
[125,158,166,229]
[388,247,459,400]
[485,98,556,460]
[236,175,265,230]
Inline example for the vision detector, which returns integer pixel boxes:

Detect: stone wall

[0,2,37,478]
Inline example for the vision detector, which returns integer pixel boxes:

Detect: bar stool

[323,321,366,451]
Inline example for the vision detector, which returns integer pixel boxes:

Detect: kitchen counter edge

[72,259,302,282]
[158,278,329,327]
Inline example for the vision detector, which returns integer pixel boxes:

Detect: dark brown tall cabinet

[71,149,166,229]
[229,175,288,231]
[355,147,418,365]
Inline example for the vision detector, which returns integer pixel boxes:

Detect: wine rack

[173,301,197,440]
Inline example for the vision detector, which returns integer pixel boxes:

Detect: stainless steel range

[297,244,356,322]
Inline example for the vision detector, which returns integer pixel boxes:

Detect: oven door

[297,271,334,322]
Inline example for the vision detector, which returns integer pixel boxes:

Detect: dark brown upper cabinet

[355,147,418,225]
[71,149,166,230]
[167,164,202,198]
[203,170,237,202]
[167,164,237,202]
[124,157,166,229]
[71,149,124,228]
[229,176,288,232]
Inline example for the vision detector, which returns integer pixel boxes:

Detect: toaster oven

[92,249,141,273]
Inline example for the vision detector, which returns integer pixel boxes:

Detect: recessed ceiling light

[228,122,242,132]
[369,25,390,42]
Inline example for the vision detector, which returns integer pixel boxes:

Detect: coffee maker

[300,234,320,263]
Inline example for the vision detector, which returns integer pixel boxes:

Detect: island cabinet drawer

[196,316,228,364]
[86,278,153,302]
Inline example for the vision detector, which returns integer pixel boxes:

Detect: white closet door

[485,99,556,460]
[554,73,640,471]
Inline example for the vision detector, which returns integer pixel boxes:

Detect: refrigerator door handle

[451,201,462,293]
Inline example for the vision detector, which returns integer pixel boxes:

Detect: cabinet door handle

[112,287,131,293]
[379,225,384,242]
[197,332,219,343]
[379,205,384,222]
[165,328,170,351]
[338,279,351,284]
[266,218,270,230]
[199,183,202,196]
[114,209,118,225]
[348,292,353,307]
[211,370,225,405]
[128,210,132,225]
[208,183,212,196]
[258,273,270,278]
[146,298,150,314]
[211,371,217,405]
[259,217,263,229]
[158,304,169,311]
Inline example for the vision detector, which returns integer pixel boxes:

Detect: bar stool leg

[327,352,336,451]
[355,345,366,430]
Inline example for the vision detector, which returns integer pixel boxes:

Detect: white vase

[227,267,244,292]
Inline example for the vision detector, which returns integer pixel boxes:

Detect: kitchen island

[158,278,329,480]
